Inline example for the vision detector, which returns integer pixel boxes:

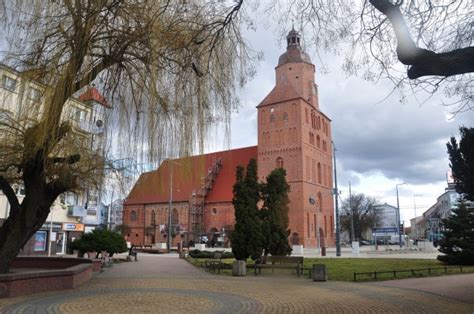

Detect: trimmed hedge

[188,249,234,259]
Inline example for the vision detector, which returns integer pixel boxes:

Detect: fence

[353,265,469,281]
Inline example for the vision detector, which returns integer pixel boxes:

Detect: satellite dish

[96,119,103,128]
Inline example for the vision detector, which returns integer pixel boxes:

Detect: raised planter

[232,260,246,276]
[0,257,94,298]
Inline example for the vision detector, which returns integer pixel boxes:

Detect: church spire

[286,27,301,50]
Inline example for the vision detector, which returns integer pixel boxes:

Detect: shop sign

[62,223,85,232]
[41,222,62,230]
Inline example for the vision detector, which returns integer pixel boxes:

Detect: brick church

[123,29,335,249]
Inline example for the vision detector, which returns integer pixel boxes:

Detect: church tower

[257,29,335,248]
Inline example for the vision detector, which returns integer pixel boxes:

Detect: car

[359,240,371,245]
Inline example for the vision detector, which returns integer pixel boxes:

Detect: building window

[283,112,288,120]
[171,208,179,225]
[309,132,314,145]
[318,192,323,212]
[2,75,17,92]
[276,157,284,168]
[212,208,217,214]
[317,163,322,184]
[29,87,41,101]
[323,140,327,152]
[317,135,321,148]
[130,210,137,221]
[307,213,310,238]
[270,114,275,123]
[305,108,309,123]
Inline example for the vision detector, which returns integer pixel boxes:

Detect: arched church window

[283,112,288,120]
[151,210,156,226]
[270,114,275,123]
[318,192,323,212]
[323,140,327,152]
[276,157,284,168]
[171,208,179,225]
[130,210,137,221]
[317,135,321,148]
[317,163,322,184]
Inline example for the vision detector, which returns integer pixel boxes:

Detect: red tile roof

[124,146,258,205]
[78,87,111,108]
[257,81,302,108]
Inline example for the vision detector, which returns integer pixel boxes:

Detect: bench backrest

[262,256,303,264]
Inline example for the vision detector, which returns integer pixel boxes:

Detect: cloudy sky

[207,16,473,224]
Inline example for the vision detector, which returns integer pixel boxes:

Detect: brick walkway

[1,254,473,313]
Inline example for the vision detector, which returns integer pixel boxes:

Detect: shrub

[188,249,234,259]
[69,228,127,258]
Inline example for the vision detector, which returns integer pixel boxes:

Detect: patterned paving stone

[1,254,473,313]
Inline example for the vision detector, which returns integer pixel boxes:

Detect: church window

[311,159,316,182]
[131,210,137,221]
[314,214,317,237]
[317,135,321,148]
[305,108,308,123]
[276,157,284,168]
[171,208,179,225]
[309,132,314,145]
[323,141,327,152]
[318,192,323,212]
[307,213,310,238]
[317,162,322,184]
[151,210,156,226]
[324,216,327,237]
[270,114,275,123]
[212,208,217,214]
[283,112,288,120]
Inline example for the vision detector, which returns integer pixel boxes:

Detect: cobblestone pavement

[1,254,473,313]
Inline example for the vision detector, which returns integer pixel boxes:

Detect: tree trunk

[0,199,53,273]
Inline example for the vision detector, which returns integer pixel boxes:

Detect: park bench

[254,256,304,277]
[200,251,224,273]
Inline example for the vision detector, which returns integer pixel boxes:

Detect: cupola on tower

[257,28,335,248]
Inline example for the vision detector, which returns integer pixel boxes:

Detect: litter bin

[321,247,326,256]
[312,264,327,281]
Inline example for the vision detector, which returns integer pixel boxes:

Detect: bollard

[312,264,327,281]
[321,247,326,257]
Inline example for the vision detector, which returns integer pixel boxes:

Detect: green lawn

[303,258,474,281]
[187,256,474,281]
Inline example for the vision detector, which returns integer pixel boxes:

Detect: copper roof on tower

[278,28,312,66]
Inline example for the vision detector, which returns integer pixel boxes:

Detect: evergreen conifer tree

[437,199,474,265]
[260,168,292,256]
[230,159,263,261]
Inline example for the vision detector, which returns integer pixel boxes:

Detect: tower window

[276,157,284,168]
[317,163,322,184]
[318,192,323,212]
[317,135,321,148]
[130,210,137,221]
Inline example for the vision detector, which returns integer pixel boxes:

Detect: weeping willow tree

[0,0,252,273]
[266,0,473,113]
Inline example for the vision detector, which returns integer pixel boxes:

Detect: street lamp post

[332,141,341,257]
[396,183,406,248]
[413,194,422,241]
